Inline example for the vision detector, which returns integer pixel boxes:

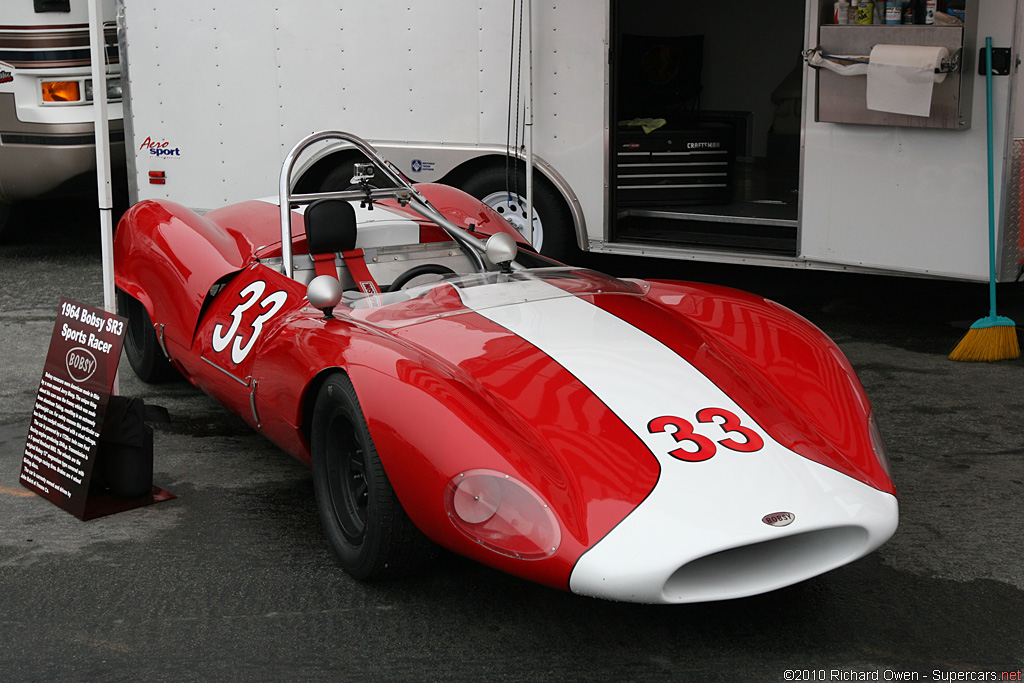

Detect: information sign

[19,298,172,519]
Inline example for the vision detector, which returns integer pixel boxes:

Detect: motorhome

[0,0,124,240]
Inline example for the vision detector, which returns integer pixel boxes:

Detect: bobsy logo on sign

[140,136,181,158]
[65,347,98,382]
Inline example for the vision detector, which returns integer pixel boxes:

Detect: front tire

[311,373,435,580]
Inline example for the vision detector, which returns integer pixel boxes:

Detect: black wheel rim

[325,412,368,544]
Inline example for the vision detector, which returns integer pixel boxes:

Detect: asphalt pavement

[1,198,1022,682]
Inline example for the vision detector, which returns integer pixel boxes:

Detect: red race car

[114,131,897,603]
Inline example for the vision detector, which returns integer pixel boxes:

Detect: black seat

[305,198,357,255]
[303,198,381,294]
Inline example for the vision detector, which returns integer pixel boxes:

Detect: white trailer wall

[120,0,606,234]
[120,0,1021,281]
[799,0,1020,280]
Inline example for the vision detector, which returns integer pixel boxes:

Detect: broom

[949,37,1021,362]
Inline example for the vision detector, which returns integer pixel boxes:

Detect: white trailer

[117,0,1023,281]
[0,0,123,240]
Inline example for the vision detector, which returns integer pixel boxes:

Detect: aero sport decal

[647,408,764,462]
[211,280,288,364]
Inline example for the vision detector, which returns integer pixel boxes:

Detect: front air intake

[663,526,870,603]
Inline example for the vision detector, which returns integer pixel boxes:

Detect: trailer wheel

[458,166,576,262]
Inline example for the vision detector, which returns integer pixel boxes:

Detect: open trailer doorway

[610,0,806,256]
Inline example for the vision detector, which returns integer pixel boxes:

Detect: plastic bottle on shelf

[925,0,937,23]
[835,0,851,24]
[902,0,915,23]
[885,1,902,23]
[857,0,875,24]
[912,0,927,23]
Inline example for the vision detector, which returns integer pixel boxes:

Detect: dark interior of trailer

[610,0,804,255]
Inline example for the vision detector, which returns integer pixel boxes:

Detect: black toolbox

[614,123,735,207]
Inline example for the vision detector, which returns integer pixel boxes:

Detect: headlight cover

[445,469,560,560]
[85,77,123,102]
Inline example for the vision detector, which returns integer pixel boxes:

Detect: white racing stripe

[457,279,898,603]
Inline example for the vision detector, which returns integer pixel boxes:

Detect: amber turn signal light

[41,81,81,103]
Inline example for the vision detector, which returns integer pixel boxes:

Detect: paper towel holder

[803,46,961,75]
[936,48,962,75]
[813,23,975,130]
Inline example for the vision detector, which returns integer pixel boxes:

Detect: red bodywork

[114,184,893,591]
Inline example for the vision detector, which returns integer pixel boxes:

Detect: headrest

[305,198,357,255]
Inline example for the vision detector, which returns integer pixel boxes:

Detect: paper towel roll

[868,44,946,116]
[866,44,949,117]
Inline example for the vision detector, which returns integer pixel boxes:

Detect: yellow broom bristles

[948,325,1021,362]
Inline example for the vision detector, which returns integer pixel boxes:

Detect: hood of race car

[351,269,897,602]
[356,269,892,494]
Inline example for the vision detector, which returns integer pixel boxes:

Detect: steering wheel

[387,264,457,292]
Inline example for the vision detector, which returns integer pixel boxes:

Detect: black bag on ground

[94,396,168,498]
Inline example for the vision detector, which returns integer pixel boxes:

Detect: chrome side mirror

[307,275,343,319]
[485,232,518,273]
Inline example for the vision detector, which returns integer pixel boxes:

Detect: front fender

[253,307,660,592]
[641,279,894,496]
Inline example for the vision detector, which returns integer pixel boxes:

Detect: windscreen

[345,267,649,330]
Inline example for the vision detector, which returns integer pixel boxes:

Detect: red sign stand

[20,298,174,520]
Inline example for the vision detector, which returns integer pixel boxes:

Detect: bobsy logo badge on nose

[65,347,98,383]
[762,511,795,527]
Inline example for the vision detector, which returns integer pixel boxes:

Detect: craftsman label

[20,298,127,519]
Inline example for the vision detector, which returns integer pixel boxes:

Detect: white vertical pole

[87,0,118,393]
[523,0,535,245]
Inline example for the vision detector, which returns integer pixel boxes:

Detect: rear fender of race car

[114,199,251,352]
[407,183,533,246]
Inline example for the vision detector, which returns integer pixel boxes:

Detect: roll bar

[278,131,487,278]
